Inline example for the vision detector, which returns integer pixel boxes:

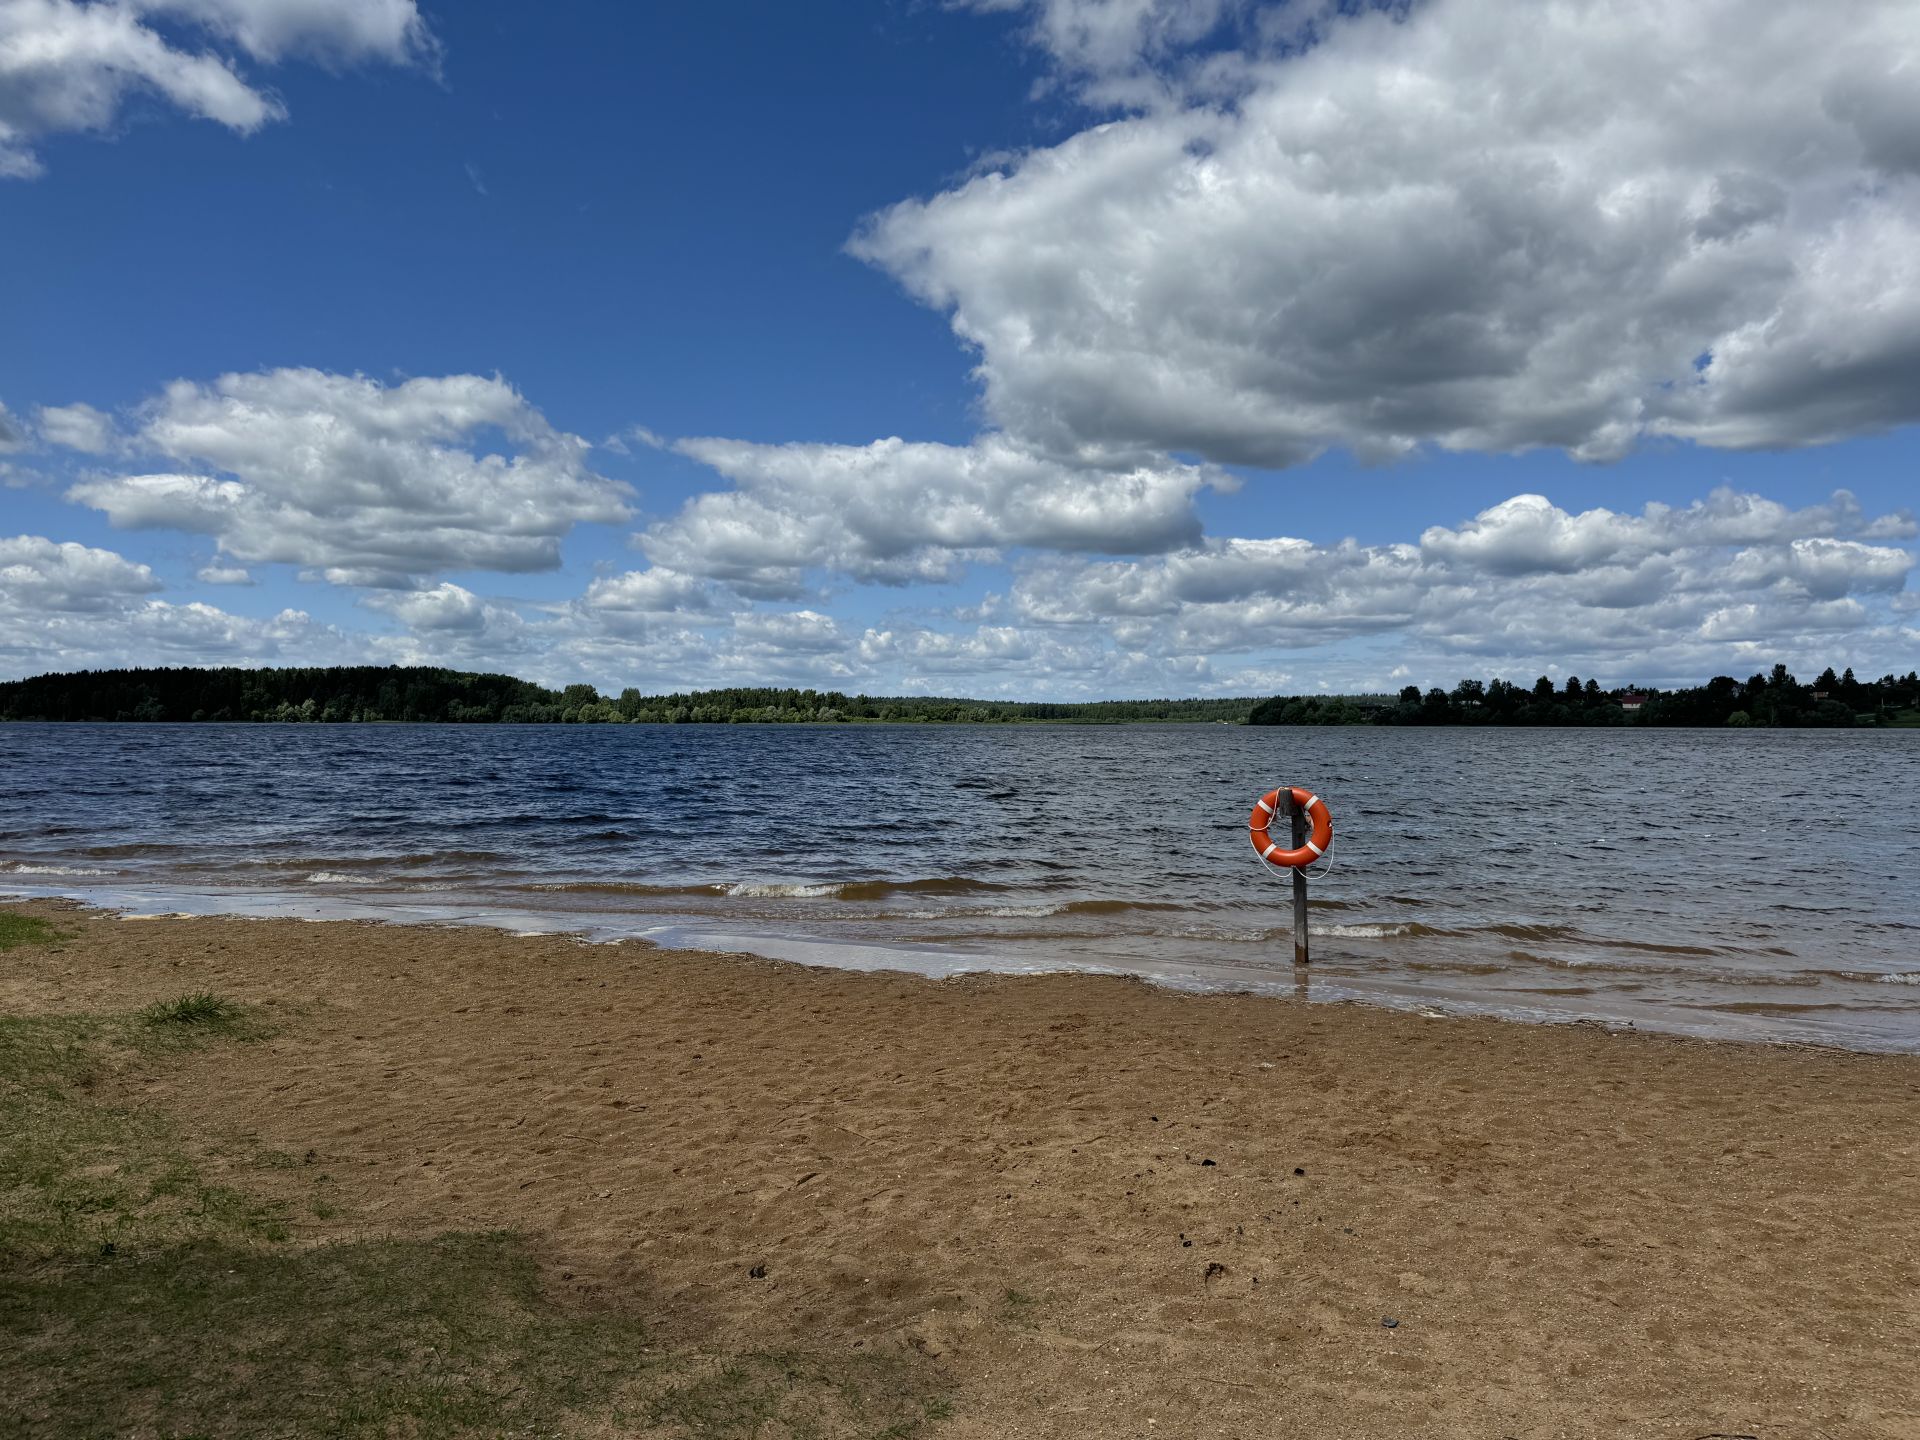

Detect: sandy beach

[4,897,1918,1439]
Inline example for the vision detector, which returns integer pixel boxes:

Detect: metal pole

[1281,789,1309,964]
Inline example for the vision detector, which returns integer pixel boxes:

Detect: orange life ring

[1248,786,1331,869]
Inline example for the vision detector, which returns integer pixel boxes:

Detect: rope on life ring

[1248,786,1332,870]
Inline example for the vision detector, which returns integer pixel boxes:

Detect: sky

[1,0,1917,698]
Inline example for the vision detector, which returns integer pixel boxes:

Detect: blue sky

[2,0,1916,696]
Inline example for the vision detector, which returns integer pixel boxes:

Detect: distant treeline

[1249,665,1920,728]
[1,662,1913,727]
[0,666,1255,725]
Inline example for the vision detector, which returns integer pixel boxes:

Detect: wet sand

[6,899,1918,1439]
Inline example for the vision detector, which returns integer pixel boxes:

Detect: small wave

[1876,973,1920,986]
[725,881,844,899]
[1310,921,1451,940]
[1058,898,1191,916]
[1676,1000,1869,1016]
[2,863,113,877]
[1586,936,1723,958]
[1481,922,1578,941]
[530,881,725,897]
[530,875,1013,902]
[727,878,1023,901]
[263,850,509,871]
[912,897,1198,922]
[305,871,377,885]
[834,877,1014,900]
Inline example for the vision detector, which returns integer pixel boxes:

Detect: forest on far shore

[0,666,1252,725]
[1249,664,1919,728]
[0,662,1914,727]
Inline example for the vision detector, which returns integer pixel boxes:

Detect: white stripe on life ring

[1305,839,1324,856]
[1305,793,1321,813]
[1262,843,1282,861]
[1255,797,1274,815]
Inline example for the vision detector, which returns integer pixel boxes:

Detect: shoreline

[7,882,1919,1057]
[6,897,1919,1437]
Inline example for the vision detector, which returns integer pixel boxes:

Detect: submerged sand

[5,899,1918,1438]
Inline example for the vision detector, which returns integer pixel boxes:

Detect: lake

[2,722,1916,1051]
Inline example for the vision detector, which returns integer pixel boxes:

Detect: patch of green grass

[0,912,64,952]
[138,990,241,1029]
[2,1231,951,1439]
[2,1232,646,1438]
[642,1349,949,1440]
[0,1009,287,1262]
[0,1001,956,1438]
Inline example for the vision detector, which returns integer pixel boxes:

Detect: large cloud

[68,369,632,588]
[1002,488,1918,682]
[860,0,1920,467]
[644,433,1214,598]
[0,0,430,177]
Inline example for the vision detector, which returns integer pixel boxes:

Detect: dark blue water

[3,723,1917,1050]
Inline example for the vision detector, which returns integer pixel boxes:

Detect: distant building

[1618,693,1647,712]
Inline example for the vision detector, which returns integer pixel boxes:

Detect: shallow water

[2,722,1917,1050]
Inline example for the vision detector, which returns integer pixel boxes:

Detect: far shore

[5,898,1918,1438]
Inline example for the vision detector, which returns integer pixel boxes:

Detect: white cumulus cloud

[1001,487,1917,683]
[0,0,430,177]
[862,0,1920,467]
[68,368,632,588]
[0,532,367,676]
[35,401,118,453]
[645,433,1213,598]
[0,532,160,611]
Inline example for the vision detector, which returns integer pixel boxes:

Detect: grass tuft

[139,991,241,1029]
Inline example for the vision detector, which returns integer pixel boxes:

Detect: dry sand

[5,898,1918,1439]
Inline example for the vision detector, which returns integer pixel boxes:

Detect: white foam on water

[724,881,844,899]
[4,863,113,877]
[305,871,376,885]
[1877,973,1920,985]
[1312,921,1417,939]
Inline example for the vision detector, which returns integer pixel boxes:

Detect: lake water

[2,723,1917,1051]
